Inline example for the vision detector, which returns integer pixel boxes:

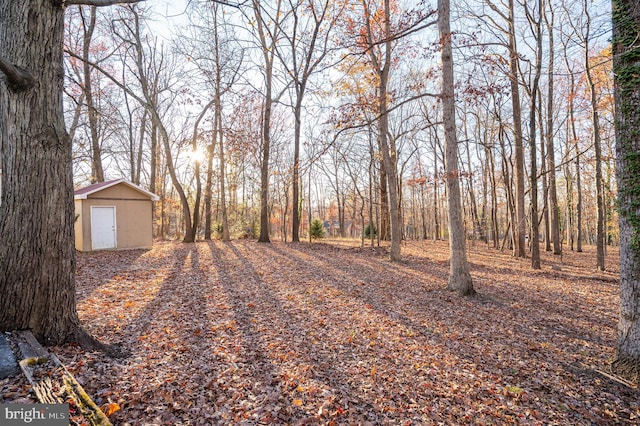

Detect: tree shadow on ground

[75,249,147,303]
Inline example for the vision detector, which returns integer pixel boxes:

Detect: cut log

[14,331,113,426]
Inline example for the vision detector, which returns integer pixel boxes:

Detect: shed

[74,179,159,252]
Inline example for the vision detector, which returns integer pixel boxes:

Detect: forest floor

[2,239,638,425]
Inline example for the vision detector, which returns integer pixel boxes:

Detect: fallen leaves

[36,240,638,424]
[102,401,121,417]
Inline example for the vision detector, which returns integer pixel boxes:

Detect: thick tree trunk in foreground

[0,0,81,345]
[438,0,474,296]
[612,0,640,381]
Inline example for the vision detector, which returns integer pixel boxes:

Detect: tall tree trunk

[216,105,230,242]
[564,50,583,252]
[507,0,527,258]
[498,121,516,253]
[204,142,214,240]
[545,2,561,255]
[0,0,78,343]
[432,132,441,241]
[464,130,483,241]
[150,118,160,238]
[0,0,117,347]
[612,0,640,379]
[134,109,147,185]
[439,0,474,295]
[539,92,551,252]
[368,134,376,246]
[253,0,277,243]
[81,6,104,183]
[189,101,216,242]
[563,128,574,251]
[292,93,302,242]
[258,91,271,243]
[361,0,401,260]
[583,0,605,270]
[379,164,389,241]
[527,0,542,270]
[487,146,499,248]
[213,20,230,242]
[105,7,194,242]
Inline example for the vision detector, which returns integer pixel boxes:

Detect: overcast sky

[145,0,190,41]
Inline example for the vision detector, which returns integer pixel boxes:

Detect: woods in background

[62,0,616,270]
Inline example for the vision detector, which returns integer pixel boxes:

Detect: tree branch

[0,56,35,91]
[206,0,248,8]
[63,0,144,6]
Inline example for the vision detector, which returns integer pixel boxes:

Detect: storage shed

[74,179,159,252]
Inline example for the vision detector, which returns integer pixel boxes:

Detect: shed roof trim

[74,178,160,201]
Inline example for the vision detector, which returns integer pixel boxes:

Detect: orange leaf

[101,402,120,417]
[292,399,303,406]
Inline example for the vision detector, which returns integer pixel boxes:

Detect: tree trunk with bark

[507,0,527,258]
[545,3,561,255]
[253,0,279,243]
[361,0,401,261]
[438,0,474,295]
[0,0,121,349]
[612,0,640,382]
[204,142,214,240]
[581,0,605,270]
[80,6,104,183]
[0,0,78,344]
[526,0,542,270]
[564,48,583,252]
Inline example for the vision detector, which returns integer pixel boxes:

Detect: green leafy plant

[310,219,325,239]
[364,223,377,238]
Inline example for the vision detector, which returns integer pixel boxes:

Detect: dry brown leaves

[46,240,638,424]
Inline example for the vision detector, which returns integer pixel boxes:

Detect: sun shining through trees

[57,0,617,269]
[2,0,639,423]
[187,146,208,164]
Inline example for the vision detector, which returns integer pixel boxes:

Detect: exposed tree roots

[68,327,129,359]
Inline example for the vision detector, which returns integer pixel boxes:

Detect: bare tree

[250,0,286,243]
[275,0,338,242]
[544,0,562,255]
[560,21,583,252]
[79,6,106,183]
[115,7,197,242]
[439,0,474,295]
[581,0,606,270]
[523,0,543,269]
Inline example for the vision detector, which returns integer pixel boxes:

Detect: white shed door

[91,206,116,250]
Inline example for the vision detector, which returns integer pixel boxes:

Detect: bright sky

[145,0,191,40]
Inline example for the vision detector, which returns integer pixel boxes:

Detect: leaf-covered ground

[7,240,640,424]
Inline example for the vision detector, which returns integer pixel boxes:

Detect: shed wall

[75,183,154,251]
[74,200,83,250]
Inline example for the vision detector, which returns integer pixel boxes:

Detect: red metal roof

[74,178,159,201]
[74,179,122,197]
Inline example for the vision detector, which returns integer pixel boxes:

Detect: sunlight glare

[188,146,207,164]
